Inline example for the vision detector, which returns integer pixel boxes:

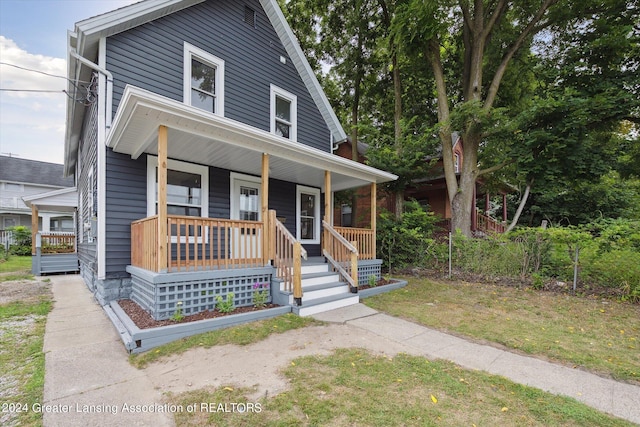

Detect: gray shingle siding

[105,0,330,152]
[101,153,322,275]
[105,150,146,277]
[210,166,230,218]
[77,98,98,271]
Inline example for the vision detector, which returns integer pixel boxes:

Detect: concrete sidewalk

[313,304,640,425]
[42,275,173,426]
[42,275,639,425]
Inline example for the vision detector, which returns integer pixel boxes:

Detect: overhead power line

[0,62,98,104]
[0,62,90,84]
[0,88,65,93]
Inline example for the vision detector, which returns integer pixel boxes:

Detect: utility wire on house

[0,61,96,104]
[0,62,90,84]
[0,88,65,93]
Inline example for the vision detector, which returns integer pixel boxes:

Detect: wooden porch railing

[131,215,264,272]
[131,216,158,271]
[41,233,76,254]
[334,226,375,260]
[322,220,358,290]
[270,210,306,303]
[476,210,506,234]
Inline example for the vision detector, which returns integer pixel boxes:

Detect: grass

[0,255,50,426]
[129,313,322,368]
[0,296,52,427]
[364,277,640,383]
[167,348,634,427]
[0,255,33,281]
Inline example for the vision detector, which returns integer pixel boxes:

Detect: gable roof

[0,156,74,188]
[65,0,347,175]
[22,187,78,213]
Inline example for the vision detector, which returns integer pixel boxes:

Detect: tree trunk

[450,133,480,237]
[450,164,477,236]
[505,182,532,233]
[350,31,363,225]
[395,189,404,219]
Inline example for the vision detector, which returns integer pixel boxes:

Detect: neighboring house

[0,155,75,234]
[63,0,396,320]
[334,134,508,234]
[405,134,508,234]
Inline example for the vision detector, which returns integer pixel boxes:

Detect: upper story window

[454,153,460,174]
[184,42,225,116]
[270,84,297,141]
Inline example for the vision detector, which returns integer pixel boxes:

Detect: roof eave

[107,86,397,189]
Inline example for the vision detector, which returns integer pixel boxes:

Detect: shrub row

[377,207,639,302]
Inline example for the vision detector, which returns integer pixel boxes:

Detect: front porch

[106,87,395,320]
[23,187,80,275]
[128,209,381,320]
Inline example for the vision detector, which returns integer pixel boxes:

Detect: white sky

[0,0,138,164]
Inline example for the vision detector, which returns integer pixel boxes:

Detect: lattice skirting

[126,265,274,320]
[357,259,383,287]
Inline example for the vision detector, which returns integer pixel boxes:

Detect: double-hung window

[147,156,209,218]
[270,84,297,141]
[184,42,225,116]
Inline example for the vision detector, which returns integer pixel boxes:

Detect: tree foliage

[281,0,640,232]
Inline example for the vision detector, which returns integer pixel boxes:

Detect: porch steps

[287,259,359,317]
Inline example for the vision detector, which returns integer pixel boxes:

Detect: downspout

[69,50,113,131]
[69,47,112,282]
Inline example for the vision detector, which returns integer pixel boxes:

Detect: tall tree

[390,0,639,236]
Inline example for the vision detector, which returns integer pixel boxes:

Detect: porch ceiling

[107,86,397,192]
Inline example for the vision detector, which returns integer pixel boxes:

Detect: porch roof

[107,86,397,192]
[22,187,78,213]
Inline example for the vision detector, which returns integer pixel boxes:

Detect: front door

[231,175,262,260]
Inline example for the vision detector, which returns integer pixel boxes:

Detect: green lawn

[364,276,640,383]
[168,349,634,427]
[0,292,51,427]
[0,255,33,281]
[0,255,49,426]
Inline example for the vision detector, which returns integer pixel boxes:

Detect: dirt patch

[119,299,282,329]
[0,278,51,305]
[143,323,412,402]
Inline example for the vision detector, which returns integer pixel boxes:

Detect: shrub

[452,232,523,278]
[8,226,31,256]
[376,200,439,272]
[581,249,640,300]
[508,228,553,277]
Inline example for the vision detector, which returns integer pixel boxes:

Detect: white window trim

[147,156,209,244]
[270,84,297,142]
[296,185,320,244]
[183,42,225,116]
[230,172,262,221]
[454,153,460,174]
[147,155,209,217]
